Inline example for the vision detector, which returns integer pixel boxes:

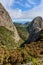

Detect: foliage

[16,26,29,41]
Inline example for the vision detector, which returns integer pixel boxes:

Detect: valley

[0,3,43,65]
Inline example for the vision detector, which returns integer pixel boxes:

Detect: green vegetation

[0,26,20,50]
[16,26,29,41]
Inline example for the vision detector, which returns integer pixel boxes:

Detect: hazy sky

[0,0,43,23]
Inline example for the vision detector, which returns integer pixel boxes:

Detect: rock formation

[21,16,43,47]
[0,3,21,43]
[28,16,43,43]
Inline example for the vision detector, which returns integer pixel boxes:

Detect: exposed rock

[0,3,21,43]
[29,16,43,33]
[28,16,43,43]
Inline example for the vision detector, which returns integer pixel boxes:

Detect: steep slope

[28,16,43,43]
[0,26,21,50]
[24,29,43,57]
[0,3,21,43]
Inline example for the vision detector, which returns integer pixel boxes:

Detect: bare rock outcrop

[28,16,43,43]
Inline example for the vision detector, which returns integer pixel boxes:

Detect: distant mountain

[14,21,31,27]
[24,22,31,26]
[13,22,22,26]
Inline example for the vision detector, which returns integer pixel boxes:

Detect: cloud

[15,1,24,7]
[11,0,43,19]
[0,0,14,9]
[0,0,43,22]
[14,0,31,8]
[27,0,37,5]
[24,3,32,8]
[8,8,22,19]
[23,0,43,19]
[9,0,43,20]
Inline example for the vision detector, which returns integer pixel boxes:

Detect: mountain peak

[28,16,43,42]
[0,3,4,9]
[0,3,2,6]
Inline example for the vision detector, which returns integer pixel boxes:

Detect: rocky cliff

[0,3,21,43]
[28,16,43,43]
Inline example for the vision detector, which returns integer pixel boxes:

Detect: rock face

[0,3,20,43]
[29,16,43,33]
[28,16,43,43]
